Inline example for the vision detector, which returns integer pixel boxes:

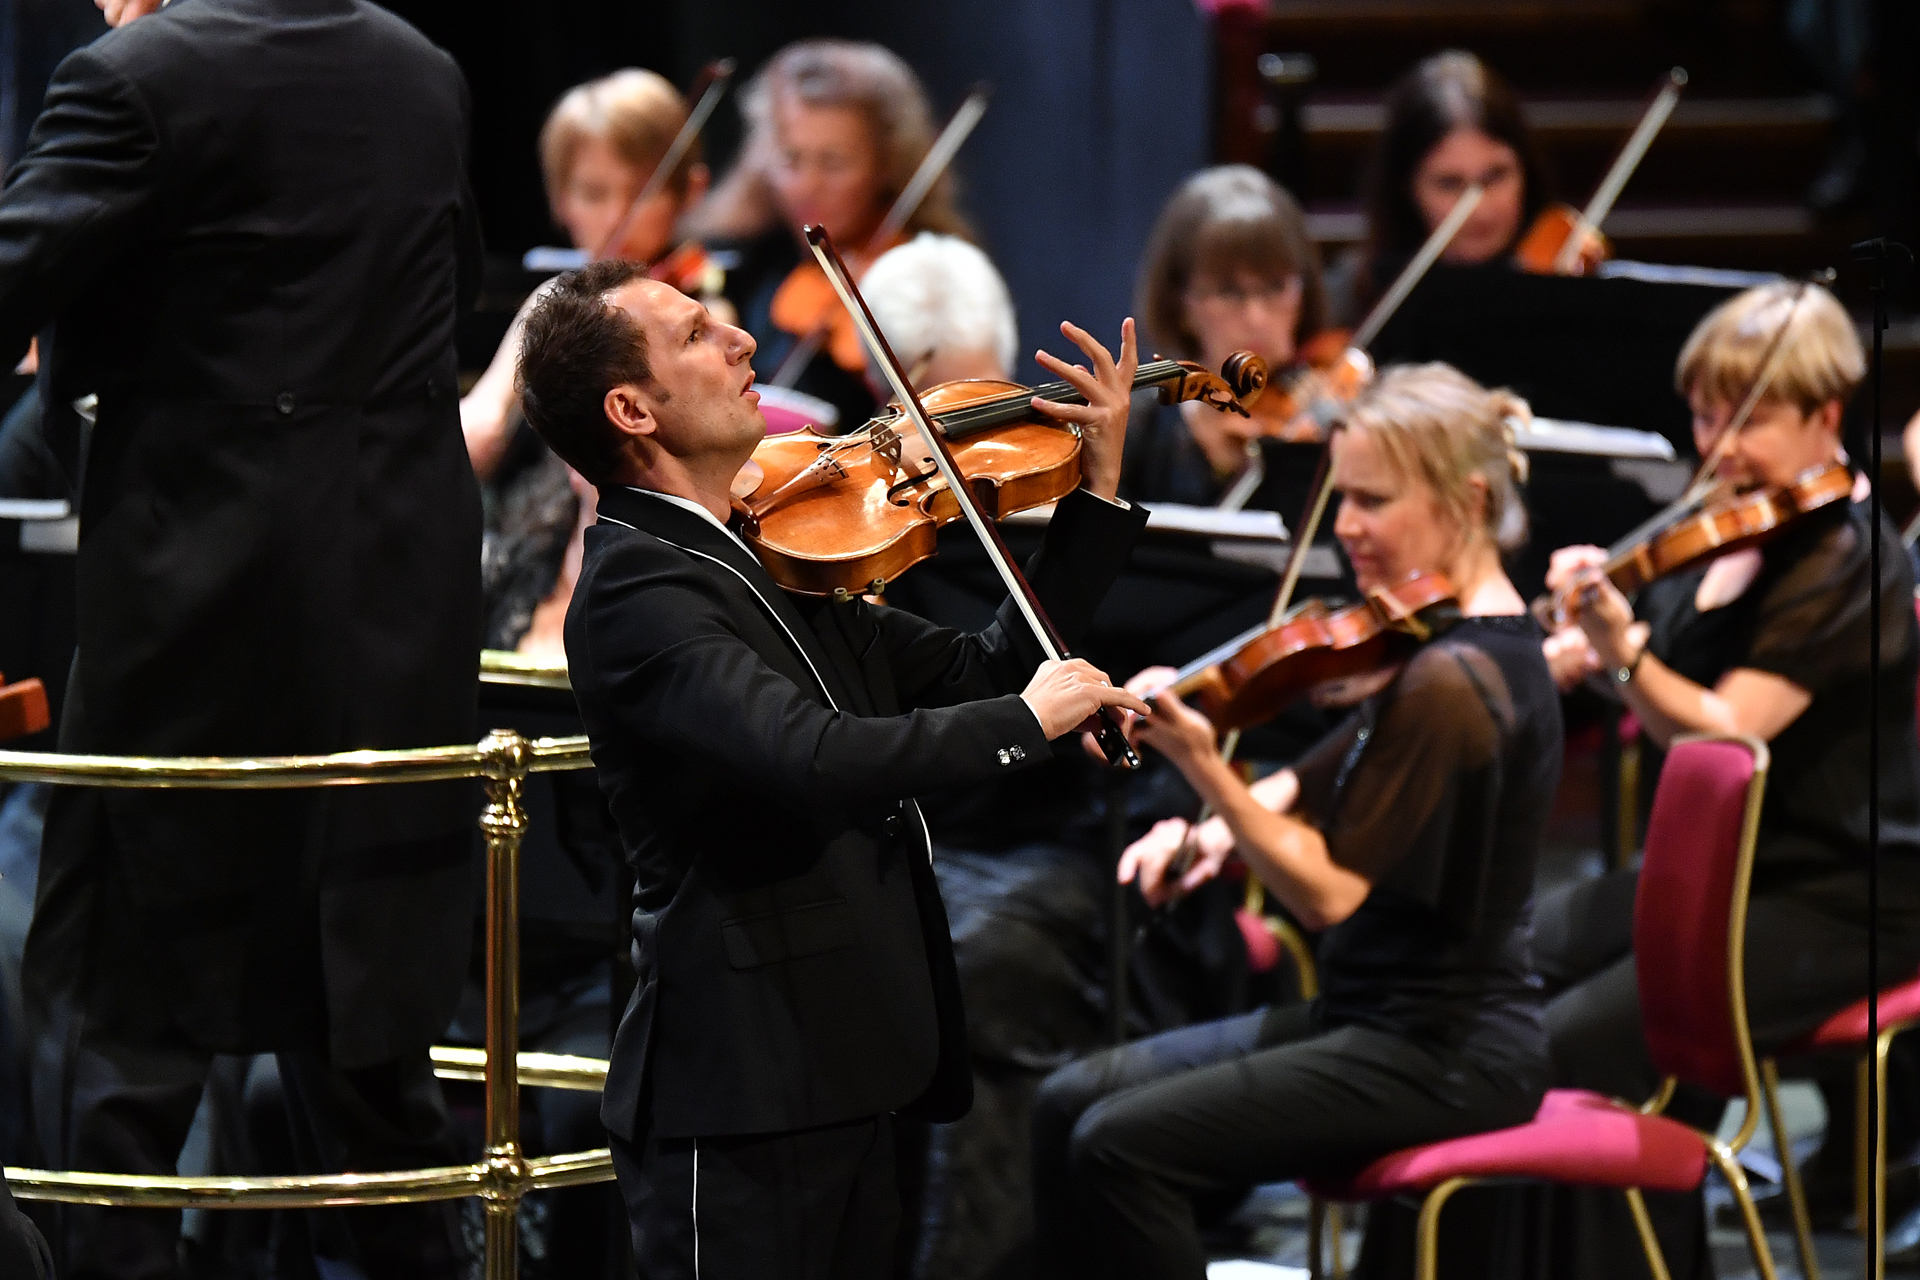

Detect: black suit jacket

[0,0,485,1065]
[572,485,1146,1140]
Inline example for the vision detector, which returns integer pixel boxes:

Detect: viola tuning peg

[1221,352,1268,400]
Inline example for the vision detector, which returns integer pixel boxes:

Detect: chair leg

[1874,1030,1895,1280]
[1308,1195,1324,1280]
[1328,1202,1346,1279]
[1624,1187,1676,1280]
[1760,1057,1822,1280]
[1711,1139,1784,1280]
[1413,1178,1471,1280]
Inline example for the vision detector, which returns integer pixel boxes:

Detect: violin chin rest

[730,459,766,501]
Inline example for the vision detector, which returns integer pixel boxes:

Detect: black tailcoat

[571,485,1145,1140]
[0,0,485,1065]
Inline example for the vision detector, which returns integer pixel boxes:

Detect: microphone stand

[1852,235,1910,1280]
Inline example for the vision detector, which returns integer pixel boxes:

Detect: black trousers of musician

[609,1112,899,1280]
[1030,1001,1545,1280]
[1511,867,1920,1280]
[22,802,465,1280]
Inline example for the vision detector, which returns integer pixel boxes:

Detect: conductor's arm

[0,45,165,365]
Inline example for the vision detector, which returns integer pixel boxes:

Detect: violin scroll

[1162,352,1269,418]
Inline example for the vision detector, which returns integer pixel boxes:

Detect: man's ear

[604,384,657,444]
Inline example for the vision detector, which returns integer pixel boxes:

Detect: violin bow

[1557,67,1687,274]
[771,84,993,390]
[802,224,1141,769]
[593,59,736,263]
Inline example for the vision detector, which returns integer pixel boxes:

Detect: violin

[1540,460,1852,626]
[1515,68,1686,277]
[789,224,1143,768]
[0,672,49,743]
[1154,572,1460,731]
[1236,182,1486,448]
[736,352,1269,597]
[1248,329,1374,443]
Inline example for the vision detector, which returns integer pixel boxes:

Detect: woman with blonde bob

[1519,279,1920,1279]
[1032,364,1562,1278]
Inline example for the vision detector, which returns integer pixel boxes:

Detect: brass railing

[0,726,603,1280]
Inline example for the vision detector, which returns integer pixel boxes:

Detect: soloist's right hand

[1022,658,1151,740]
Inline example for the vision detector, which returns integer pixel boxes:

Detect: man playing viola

[514,258,1151,1279]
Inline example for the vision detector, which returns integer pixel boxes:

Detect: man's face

[605,279,764,465]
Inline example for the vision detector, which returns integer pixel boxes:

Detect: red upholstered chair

[1302,735,1779,1280]
[1755,597,1920,1280]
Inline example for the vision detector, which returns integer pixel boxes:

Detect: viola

[1235,182,1487,448]
[1515,68,1686,277]
[1540,460,1852,626]
[736,352,1269,597]
[649,240,726,298]
[1248,328,1374,443]
[768,235,905,376]
[1154,573,1460,731]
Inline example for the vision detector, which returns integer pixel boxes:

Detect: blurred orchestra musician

[1523,280,1920,1277]
[689,38,975,433]
[462,69,713,485]
[0,0,485,1275]
[1332,50,1557,326]
[1034,364,1558,1279]
[1122,165,1330,507]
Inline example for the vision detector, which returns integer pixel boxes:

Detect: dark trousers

[609,1113,899,1280]
[1030,1003,1544,1280]
[1514,866,1920,1280]
[23,804,464,1280]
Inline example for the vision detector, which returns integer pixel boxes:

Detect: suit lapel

[596,486,864,712]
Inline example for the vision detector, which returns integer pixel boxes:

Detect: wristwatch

[1612,644,1647,687]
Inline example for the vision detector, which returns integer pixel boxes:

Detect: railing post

[478,729,530,1280]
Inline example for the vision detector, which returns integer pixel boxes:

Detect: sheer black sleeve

[1319,643,1510,897]
[1745,509,1916,696]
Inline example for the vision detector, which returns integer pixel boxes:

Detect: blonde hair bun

[1342,363,1533,552]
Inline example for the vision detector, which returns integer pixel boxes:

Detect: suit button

[881,813,903,837]
[275,392,296,415]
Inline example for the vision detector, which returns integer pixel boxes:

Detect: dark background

[1,0,1214,384]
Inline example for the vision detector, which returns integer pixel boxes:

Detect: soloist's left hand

[1029,318,1137,501]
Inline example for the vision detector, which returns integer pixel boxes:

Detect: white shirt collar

[622,487,754,558]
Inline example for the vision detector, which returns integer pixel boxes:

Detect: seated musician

[1521,279,1920,1277]
[689,39,974,431]
[514,258,1153,1275]
[1034,362,1559,1277]
[1330,50,1556,326]
[463,68,713,485]
[1122,164,1329,506]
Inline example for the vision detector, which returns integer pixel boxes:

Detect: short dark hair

[516,259,659,484]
